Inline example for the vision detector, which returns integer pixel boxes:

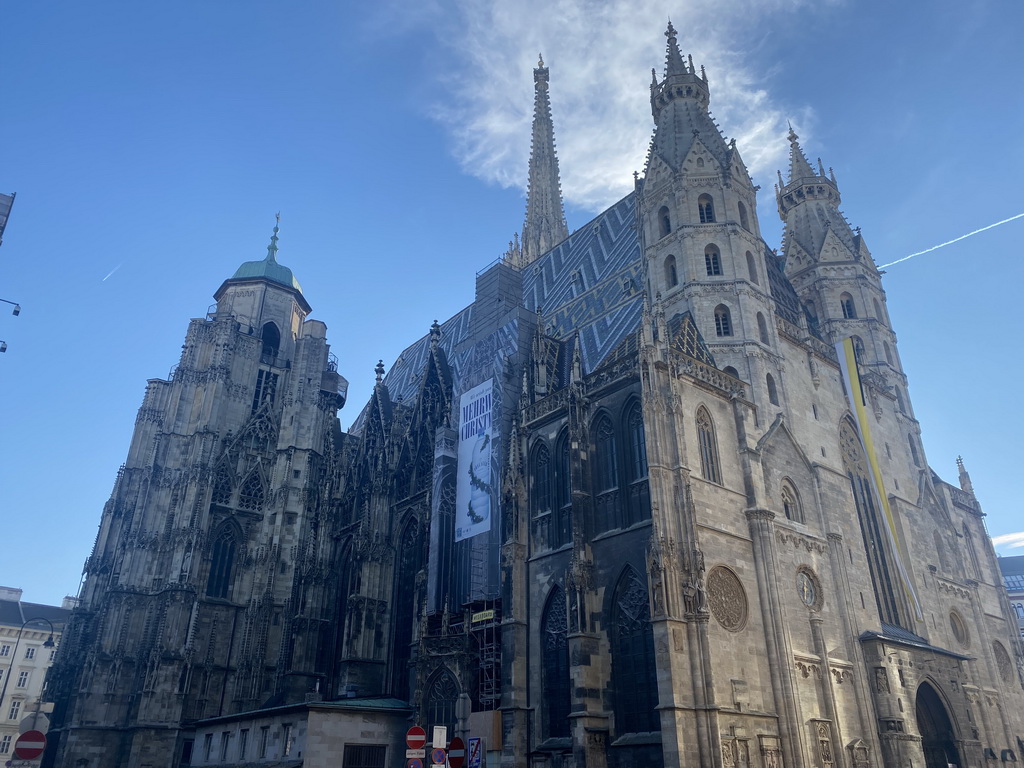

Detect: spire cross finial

[538,52,544,68]
[375,359,385,384]
[266,213,281,262]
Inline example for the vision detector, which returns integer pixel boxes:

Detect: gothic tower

[519,55,569,266]
[46,221,348,768]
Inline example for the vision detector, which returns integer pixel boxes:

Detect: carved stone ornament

[707,566,748,632]
[796,567,824,611]
[949,610,969,648]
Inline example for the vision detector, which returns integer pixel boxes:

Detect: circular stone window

[796,567,824,611]
[949,610,970,648]
[993,641,1014,682]
[707,566,748,632]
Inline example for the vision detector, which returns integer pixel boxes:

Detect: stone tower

[46,221,348,768]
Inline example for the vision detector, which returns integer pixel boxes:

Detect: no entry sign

[448,737,466,768]
[406,726,427,750]
[14,730,46,760]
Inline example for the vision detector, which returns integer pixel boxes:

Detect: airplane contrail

[879,212,1024,268]
[102,263,123,281]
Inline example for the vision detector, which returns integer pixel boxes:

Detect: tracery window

[251,369,279,415]
[714,304,732,337]
[425,669,459,737]
[705,244,722,276]
[594,414,619,492]
[658,206,671,238]
[883,341,894,365]
[207,524,239,599]
[237,470,265,511]
[696,406,722,484]
[757,312,770,344]
[665,255,678,287]
[841,292,857,319]
[211,462,233,506]
[841,419,904,627]
[531,443,552,518]
[541,587,570,738]
[554,431,572,546]
[611,567,659,734]
[390,520,421,698]
[738,200,750,230]
[626,402,648,482]
[698,194,715,223]
[766,373,779,406]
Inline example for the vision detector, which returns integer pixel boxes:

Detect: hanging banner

[455,379,494,541]
[836,337,923,621]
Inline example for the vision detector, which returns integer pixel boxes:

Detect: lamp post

[0,618,55,731]
[0,299,20,316]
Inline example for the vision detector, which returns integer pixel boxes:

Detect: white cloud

[992,531,1024,550]
[420,0,825,213]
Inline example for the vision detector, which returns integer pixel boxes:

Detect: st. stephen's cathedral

[44,22,1024,768]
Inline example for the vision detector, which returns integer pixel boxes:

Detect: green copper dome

[231,221,303,294]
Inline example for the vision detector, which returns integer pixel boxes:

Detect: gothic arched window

[851,335,865,362]
[260,322,281,361]
[698,194,715,223]
[841,419,904,627]
[766,373,779,406]
[738,200,750,230]
[594,414,619,492]
[665,255,678,287]
[626,402,648,482]
[696,406,722,484]
[207,524,239,599]
[714,305,732,337]
[883,341,894,365]
[841,292,857,319]
[757,312,770,345]
[611,567,659,734]
[390,519,422,698]
[554,431,572,546]
[746,251,759,284]
[781,480,802,523]
[705,244,722,276]
[531,443,552,518]
[658,206,671,238]
[873,298,884,321]
[908,434,921,468]
[425,669,459,737]
[541,587,570,738]
[211,462,233,506]
[237,470,265,511]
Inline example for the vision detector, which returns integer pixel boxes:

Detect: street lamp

[0,341,6,353]
[0,618,56,726]
[0,299,20,316]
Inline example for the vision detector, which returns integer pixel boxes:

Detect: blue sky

[2,0,1022,606]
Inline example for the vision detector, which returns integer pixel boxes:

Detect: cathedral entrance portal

[916,681,961,768]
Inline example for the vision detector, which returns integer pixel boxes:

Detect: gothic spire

[521,54,569,265]
[785,127,817,185]
[664,21,687,77]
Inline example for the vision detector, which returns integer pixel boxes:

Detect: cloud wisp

[992,531,1024,550]
[423,0,821,214]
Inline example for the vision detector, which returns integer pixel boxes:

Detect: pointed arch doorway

[916,681,961,768]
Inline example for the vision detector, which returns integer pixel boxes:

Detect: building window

[705,245,722,276]
[259,726,270,758]
[554,431,572,547]
[1012,603,1024,620]
[282,724,294,756]
[0,645,9,657]
[738,200,750,230]
[203,733,213,761]
[237,469,266,511]
[908,435,921,468]
[696,406,722,485]
[16,671,29,688]
[611,567,659,734]
[883,341,894,365]
[766,373,779,406]
[594,414,619,492]
[873,298,884,320]
[698,194,715,223]
[239,729,249,759]
[24,647,35,660]
[658,206,671,238]
[626,402,648,482]
[541,587,570,738]
[49,649,56,662]
[746,251,759,284]
[5,701,17,720]
[425,669,459,737]
[0,735,10,754]
[840,292,857,319]
[714,305,732,337]
[343,745,388,768]
[781,480,802,523]
[260,321,281,361]
[757,312,770,345]
[207,524,239,599]
[665,254,678,287]
[220,732,232,761]
[531,442,552,518]
[851,335,865,362]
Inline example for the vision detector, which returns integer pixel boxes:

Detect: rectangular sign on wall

[455,379,494,542]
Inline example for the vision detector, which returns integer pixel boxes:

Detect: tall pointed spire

[266,212,281,263]
[521,54,569,266]
[785,128,817,185]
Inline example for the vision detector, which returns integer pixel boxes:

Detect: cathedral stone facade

[45,24,1024,768]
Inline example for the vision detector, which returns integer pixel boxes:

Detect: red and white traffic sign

[448,737,466,768]
[14,731,46,760]
[406,726,427,750]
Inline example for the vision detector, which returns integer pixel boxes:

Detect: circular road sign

[431,747,447,765]
[406,726,427,750]
[448,736,466,768]
[408,759,424,768]
[14,730,47,760]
